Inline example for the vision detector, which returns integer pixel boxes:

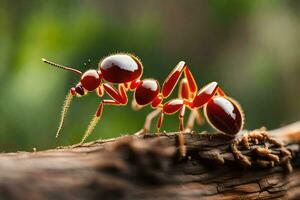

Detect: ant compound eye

[75,83,85,96]
[80,69,102,91]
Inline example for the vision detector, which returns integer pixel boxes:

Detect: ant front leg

[56,88,76,138]
[78,84,128,145]
[79,99,124,145]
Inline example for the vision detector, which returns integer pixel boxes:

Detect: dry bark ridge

[0,122,300,200]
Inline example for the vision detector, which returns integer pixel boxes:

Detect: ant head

[73,83,85,96]
[80,69,102,91]
[42,58,102,94]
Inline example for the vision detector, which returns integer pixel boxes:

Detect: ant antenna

[42,58,82,75]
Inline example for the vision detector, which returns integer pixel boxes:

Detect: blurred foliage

[0,0,299,152]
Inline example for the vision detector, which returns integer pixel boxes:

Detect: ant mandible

[42,53,244,156]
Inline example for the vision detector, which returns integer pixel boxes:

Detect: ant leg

[79,99,124,145]
[186,110,196,132]
[179,105,187,157]
[143,109,161,133]
[194,109,204,126]
[179,78,191,100]
[162,99,186,156]
[191,82,218,108]
[162,61,197,98]
[134,109,161,136]
[103,83,128,104]
[135,109,162,136]
[217,87,226,96]
[131,97,142,111]
[96,85,104,97]
[56,88,76,138]
[185,109,204,132]
[80,102,104,144]
[156,111,164,137]
[79,84,128,145]
[178,78,204,132]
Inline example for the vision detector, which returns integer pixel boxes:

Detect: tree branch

[0,122,300,200]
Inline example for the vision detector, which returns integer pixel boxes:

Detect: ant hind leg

[156,111,164,137]
[146,109,162,132]
[179,105,187,157]
[185,109,205,132]
[134,109,161,136]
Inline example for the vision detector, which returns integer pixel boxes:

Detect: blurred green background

[0,0,299,152]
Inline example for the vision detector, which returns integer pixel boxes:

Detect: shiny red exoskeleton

[42,53,244,156]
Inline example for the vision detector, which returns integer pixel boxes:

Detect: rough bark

[0,122,300,200]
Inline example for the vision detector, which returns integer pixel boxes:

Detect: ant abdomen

[204,96,243,136]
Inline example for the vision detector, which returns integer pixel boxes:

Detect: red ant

[42,53,244,156]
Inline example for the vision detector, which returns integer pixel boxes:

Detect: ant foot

[178,131,187,158]
[160,130,168,137]
[184,127,192,133]
[70,143,84,148]
[134,128,149,137]
[231,128,291,169]
[179,144,187,158]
